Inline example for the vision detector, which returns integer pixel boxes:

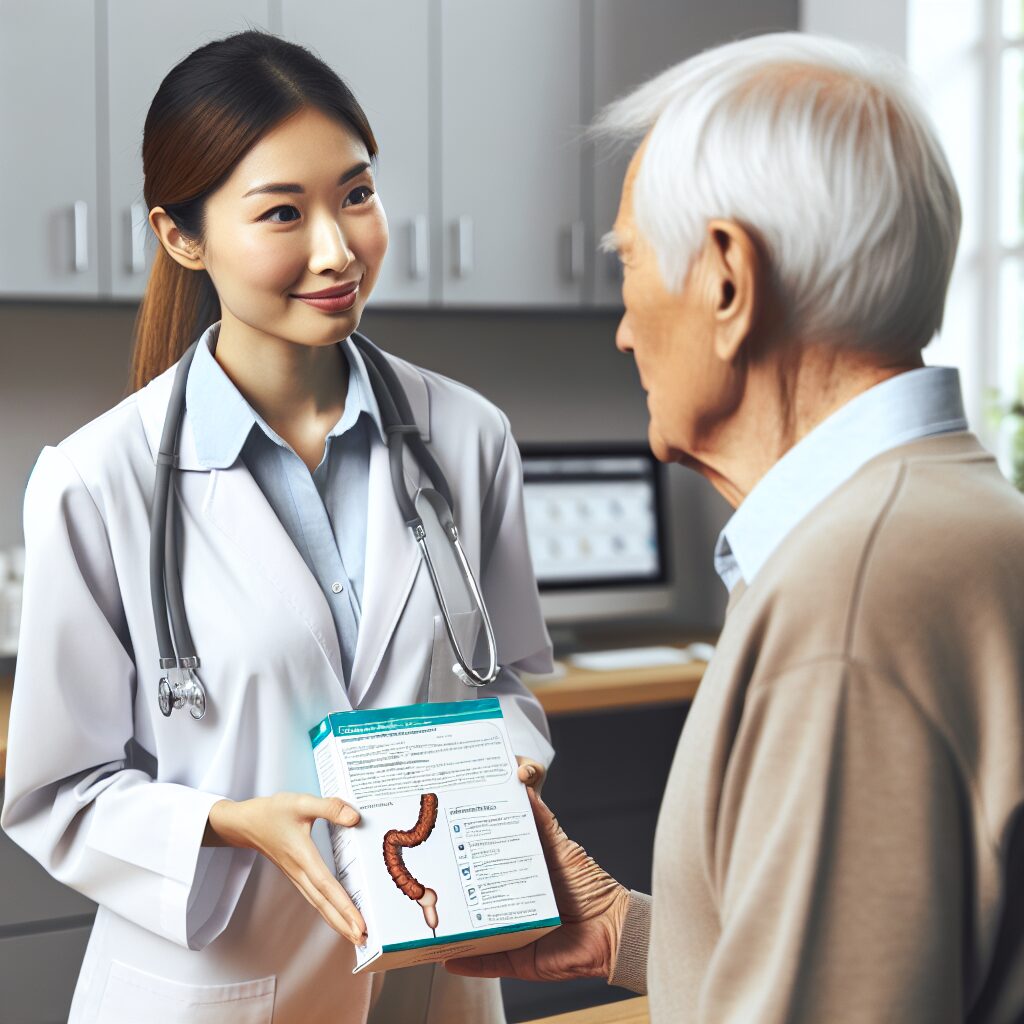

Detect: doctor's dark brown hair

[130,29,377,392]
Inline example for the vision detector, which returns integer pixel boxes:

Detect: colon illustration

[383,792,440,935]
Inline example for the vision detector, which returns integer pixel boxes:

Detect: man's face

[612,138,729,465]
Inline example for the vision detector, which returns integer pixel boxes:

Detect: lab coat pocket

[426,611,483,704]
[96,960,275,1023]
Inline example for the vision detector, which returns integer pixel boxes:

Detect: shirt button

[331,582,344,594]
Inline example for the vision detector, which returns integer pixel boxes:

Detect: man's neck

[689,343,924,508]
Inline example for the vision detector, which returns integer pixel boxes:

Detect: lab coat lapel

[347,354,432,706]
[136,358,348,695]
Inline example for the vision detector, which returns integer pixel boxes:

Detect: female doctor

[0,29,554,1024]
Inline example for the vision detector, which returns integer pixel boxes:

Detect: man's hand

[516,755,546,792]
[445,788,630,982]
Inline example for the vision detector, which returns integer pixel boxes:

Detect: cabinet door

[0,0,99,298]
[106,1,272,300]
[441,0,584,307]
[590,0,799,308]
[0,926,93,1024]
[283,1,431,306]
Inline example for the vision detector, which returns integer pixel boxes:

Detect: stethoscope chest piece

[158,663,208,720]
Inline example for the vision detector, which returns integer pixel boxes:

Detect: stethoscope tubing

[151,331,501,720]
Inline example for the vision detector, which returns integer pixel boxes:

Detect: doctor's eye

[260,205,301,224]
[343,185,376,208]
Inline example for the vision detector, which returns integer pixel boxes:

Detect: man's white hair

[594,32,961,358]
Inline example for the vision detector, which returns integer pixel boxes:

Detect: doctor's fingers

[294,864,367,944]
[296,794,361,828]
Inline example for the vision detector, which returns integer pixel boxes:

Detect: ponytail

[129,247,219,393]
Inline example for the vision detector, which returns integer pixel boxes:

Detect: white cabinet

[0,0,99,298]
[590,0,799,307]
[0,1,799,307]
[440,0,585,307]
[105,1,272,300]
[282,0,431,306]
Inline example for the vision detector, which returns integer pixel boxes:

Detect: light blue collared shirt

[714,366,969,593]
[185,321,385,686]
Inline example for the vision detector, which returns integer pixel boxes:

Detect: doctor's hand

[205,794,367,946]
[445,788,630,983]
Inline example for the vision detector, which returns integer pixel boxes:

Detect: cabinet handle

[73,201,88,273]
[129,203,148,274]
[454,215,473,278]
[409,215,428,280]
[568,220,585,282]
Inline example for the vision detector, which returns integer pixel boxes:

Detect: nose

[307,212,356,276]
[615,313,635,355]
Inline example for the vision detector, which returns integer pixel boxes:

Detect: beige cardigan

[610,433,1024,1023]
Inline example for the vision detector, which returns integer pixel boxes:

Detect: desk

[523,996,649,1024]
[1,672,11,780]
[526,651,705,717]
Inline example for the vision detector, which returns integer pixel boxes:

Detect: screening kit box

[309,698,561,973]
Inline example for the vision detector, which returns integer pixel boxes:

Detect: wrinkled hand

[205,793,366,945]
[445,788,629,982]
[516,756,546,792]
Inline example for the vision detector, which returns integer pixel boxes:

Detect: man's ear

[706,219,760,364]
[148,207,206,271]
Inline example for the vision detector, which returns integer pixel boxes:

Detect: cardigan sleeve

[609,890,652,994]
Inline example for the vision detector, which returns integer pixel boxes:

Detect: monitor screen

[519,445,667,592]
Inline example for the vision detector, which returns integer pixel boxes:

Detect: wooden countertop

[0,641,707,779]
[526,649,705,716]
[523,996,649,1024]
[1,672,11,781]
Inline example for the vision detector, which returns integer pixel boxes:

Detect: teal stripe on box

[310,716,332,749]
[309,698,502,748]
[383,916,561,954]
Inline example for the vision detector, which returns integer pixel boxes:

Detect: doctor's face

[191,105,388,348]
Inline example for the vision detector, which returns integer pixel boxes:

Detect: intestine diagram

[383,793,440,936]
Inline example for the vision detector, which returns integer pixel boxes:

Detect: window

[1000,0,1024,401]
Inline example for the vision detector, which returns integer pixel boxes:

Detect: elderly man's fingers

[526,786,567,849]
[444,951,519,979]
[516,757,546,789]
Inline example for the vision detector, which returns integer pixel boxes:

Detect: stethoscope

[151,331,500,720]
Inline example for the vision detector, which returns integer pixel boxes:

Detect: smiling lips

[291,280,359,299]
[291,279,359,312]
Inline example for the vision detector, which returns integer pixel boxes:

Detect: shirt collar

[714,365,968,592]
[186,321,386,469]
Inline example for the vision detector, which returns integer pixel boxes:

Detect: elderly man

[447,32,1024,1023]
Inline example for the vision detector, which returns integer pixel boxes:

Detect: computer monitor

[519,443,672,626]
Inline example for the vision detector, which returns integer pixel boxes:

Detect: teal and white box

[309,698,561,973]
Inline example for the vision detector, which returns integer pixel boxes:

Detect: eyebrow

[242,161,371,199]
[600,229,622,254]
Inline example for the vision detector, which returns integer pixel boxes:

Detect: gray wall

[0,302,731,631]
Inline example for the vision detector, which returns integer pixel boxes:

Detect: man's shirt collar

[714,366,968,592]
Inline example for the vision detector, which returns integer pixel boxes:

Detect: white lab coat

[0,341,555,1023]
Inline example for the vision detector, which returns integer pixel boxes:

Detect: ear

[148,207,206,271]
[705,219,761,364]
